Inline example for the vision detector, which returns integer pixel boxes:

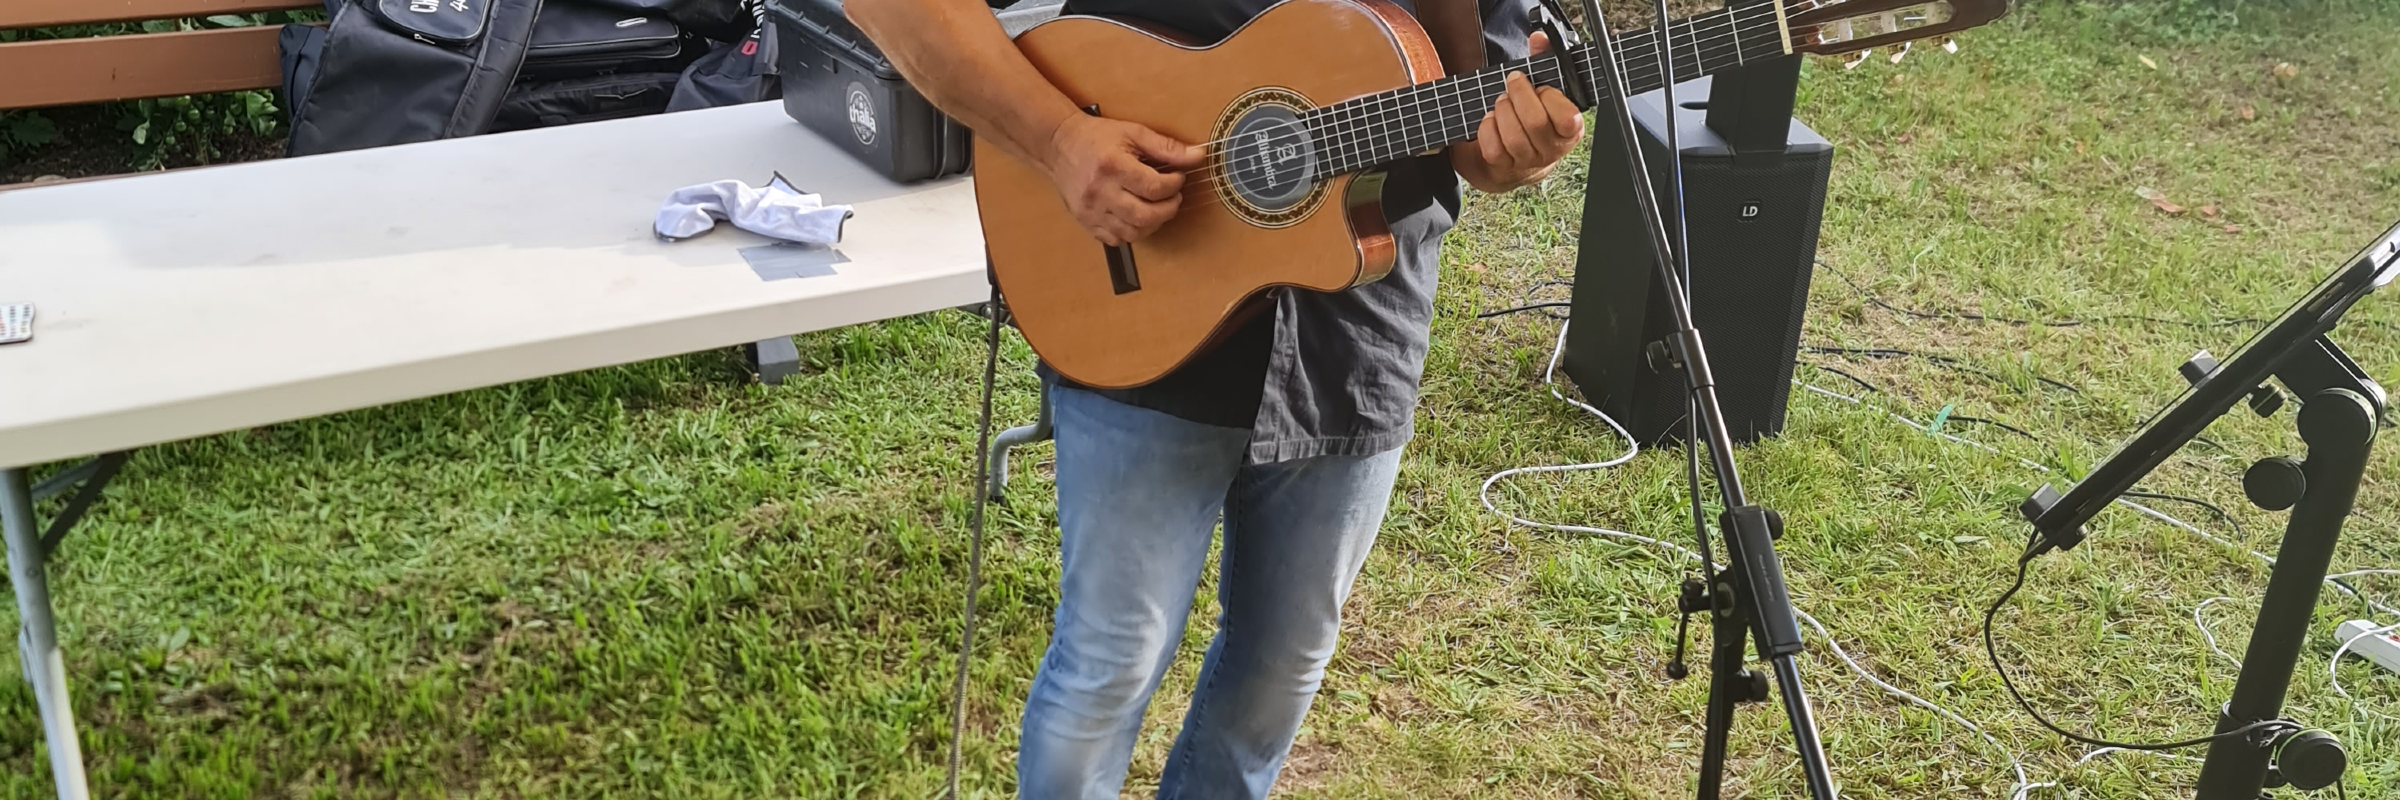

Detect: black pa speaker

[1561,74,1834,447]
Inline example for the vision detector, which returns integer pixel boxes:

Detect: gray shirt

[1041,0,1534,464]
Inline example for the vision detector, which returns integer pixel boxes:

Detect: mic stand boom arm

[1561,1,1838,796]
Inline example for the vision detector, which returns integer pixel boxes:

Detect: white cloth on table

[655,174,852,244]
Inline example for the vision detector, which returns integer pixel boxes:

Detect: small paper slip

[0,303,30,345]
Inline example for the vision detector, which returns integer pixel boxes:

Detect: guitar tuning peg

[1887,41,1912,64]
[1844,50,1872,70]
[1941,37,1959,54]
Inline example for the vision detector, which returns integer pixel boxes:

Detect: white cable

[2194,597,2243,666]
[1480,323,2051,799]
[1794,612,2049,800]
[1794,373,2400,752]
[1476,321,1686,556]
[1479,315,2400,796]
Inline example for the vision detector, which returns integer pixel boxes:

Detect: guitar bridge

[1106,243,1140,294]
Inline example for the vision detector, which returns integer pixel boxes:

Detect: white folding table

[0,101,991,797]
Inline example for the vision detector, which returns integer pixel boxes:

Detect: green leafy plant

[0,111,60,164]
[119,92,281,170]
[5,12,311,171]
[108,14,291,168]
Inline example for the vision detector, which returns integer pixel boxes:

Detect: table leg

[2,469,89,800]
[746,337,802,386]
[986,384,1054,500]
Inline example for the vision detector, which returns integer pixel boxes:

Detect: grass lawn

[9,0,2400,797]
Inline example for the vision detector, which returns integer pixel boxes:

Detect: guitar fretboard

[1300,3,1793,177]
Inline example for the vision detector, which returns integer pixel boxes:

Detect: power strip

[2336,619,2400,675]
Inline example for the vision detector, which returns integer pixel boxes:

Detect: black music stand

[2020,221,2400,797]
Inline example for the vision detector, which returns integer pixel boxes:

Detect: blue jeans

[1018,384,1403,800]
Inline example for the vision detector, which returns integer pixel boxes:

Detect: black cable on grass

[1801,362,1882,395]
[1985,532,2300,752]
[1818,258,2270,330]
[1472,279,1576,320]
[1802,345,2085,395]
[2125,488,2381,621]
[1946,415,2040,440]
[1477,301,1575,319]
[1804,360,2040,444]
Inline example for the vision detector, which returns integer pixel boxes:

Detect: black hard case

[768,0,972,182]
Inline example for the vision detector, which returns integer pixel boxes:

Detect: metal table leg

[986,385,1054,500]
[3,467,89,799]
[745,336,802,386]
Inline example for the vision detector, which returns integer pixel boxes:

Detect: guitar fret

[1298,1,1795,179]
[1338,99,1352,174]
[1324,102,1350,175]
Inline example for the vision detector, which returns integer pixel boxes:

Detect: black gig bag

[287,0,543,156]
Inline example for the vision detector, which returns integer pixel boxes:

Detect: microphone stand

[1563,2,1838,797]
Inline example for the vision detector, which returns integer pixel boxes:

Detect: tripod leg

[1696,580,1751,800]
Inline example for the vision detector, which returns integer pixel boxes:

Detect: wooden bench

[0,1,319,112]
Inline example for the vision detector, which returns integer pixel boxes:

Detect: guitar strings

[1205,1,1783,183]
[1166,1,1804,209]
[1172,50,1705,208]
[1175,9,1780,201]
[1179,31,1741,198]
[1170,0,1783,174]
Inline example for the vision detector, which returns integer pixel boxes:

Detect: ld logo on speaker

[1738,201,1763,221]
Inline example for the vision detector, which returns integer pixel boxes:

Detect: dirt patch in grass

[2,104,283,184]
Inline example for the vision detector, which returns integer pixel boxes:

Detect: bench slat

[0,27,287,109]
[2,0,317,30]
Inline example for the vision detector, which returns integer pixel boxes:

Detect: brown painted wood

[0,27,287,109]
[2,0,315,30]
[976,0,1444,389]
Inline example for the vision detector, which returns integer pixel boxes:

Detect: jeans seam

[1166,473,1247,800]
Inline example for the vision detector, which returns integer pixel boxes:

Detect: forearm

[846,0,1079,174]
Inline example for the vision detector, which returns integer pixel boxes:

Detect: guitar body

[976,0,1442,389]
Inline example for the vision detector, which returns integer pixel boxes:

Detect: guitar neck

[1306,3,1793,176]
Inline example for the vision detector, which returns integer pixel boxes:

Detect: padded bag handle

[579,0,748,42]
[367,0,491,45]
[521,1,693,79]
[288,0,542,156]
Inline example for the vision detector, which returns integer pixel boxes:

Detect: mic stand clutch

[1553,1,1839,796]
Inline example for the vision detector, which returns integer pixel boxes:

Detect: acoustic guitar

[978,0,2009,389]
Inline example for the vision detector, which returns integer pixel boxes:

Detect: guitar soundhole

[1224,106,1316,213]
[1210,88,1328,229]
